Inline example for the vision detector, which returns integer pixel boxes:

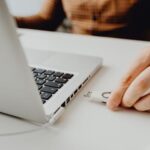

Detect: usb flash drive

[84,91,112,103]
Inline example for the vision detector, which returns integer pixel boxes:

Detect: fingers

[107,48,150,110]
[107,86,126,110]
[134,94,150,111]
[122,66,150,107]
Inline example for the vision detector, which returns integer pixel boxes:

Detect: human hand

[107,48,150,111]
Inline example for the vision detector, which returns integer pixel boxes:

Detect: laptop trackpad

[23,48,54,65]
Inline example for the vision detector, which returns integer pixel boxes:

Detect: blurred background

[6,0,150,41]
[6,0,72,33]
[6,0,43,16]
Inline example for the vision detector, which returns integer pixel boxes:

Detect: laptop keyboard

[31,67,73,104]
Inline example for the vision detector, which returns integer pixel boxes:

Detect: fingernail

[107,100,119,110]
[122,99,133,108]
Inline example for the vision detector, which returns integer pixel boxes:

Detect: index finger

[107,48,150,110]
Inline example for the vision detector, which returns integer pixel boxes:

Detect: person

[16,0,150,40]
[108,48,150,112]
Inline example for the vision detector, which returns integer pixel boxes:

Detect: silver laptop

[0,0,102,124]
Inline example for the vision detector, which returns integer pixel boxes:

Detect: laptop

[0,0,102,124]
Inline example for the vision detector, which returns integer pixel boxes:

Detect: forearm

[15,0,65,31]
[15,14,58,30]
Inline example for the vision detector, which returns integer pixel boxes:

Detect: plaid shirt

[17,0,150,39]
[62,0,138,33]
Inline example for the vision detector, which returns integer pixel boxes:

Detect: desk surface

[1,29,150,150]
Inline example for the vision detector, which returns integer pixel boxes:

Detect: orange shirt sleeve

[16,0,65,30]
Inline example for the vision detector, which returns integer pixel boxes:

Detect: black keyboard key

[38,85,42,90]
[34,68,45,74]
[30,67,74,104]
[37,74,47,79]
[62,73,73,79]
[42,100,46,104]
[41,92,52,100]
[41,86,58,94]
[55,78,68,83]
[33,72,38,77]
[47,76,56,81]
[53,72,64,77]
[36,79,45,85]
[31,67,35,71]
[45,70,54,75]
[45,81,63,88]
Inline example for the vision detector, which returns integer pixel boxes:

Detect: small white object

[85,89,150,104]
[84,91,112,103]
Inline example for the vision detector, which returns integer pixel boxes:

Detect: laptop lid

[0,0,47,123]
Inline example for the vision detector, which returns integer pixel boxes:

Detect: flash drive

[84,91,112,103]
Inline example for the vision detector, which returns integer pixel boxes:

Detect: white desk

[1,29,150,150]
